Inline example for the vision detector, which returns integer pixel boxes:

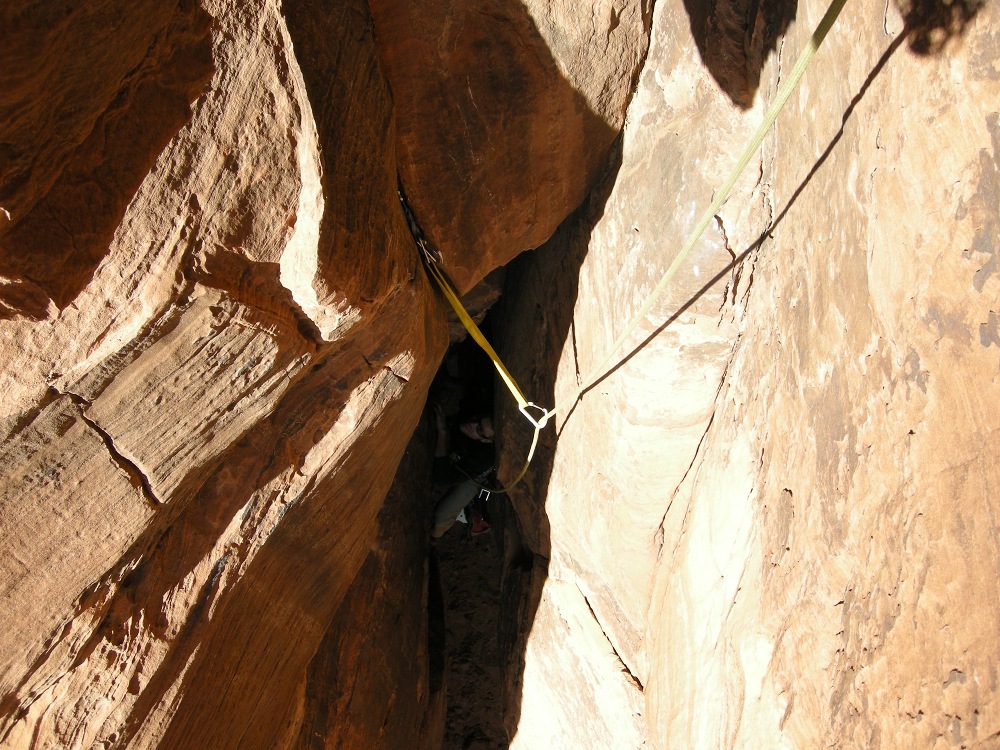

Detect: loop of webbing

[400,185,543,493]
[519,402,551,430]
[423,256,530,410]
[418,245,542,493]
[405,0,848,490]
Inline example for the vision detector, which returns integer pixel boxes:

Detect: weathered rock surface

[1,0,449,747]
[0,0,648,748]
[495,0,1000,746]
[0,0,215,319]
[4,0,997,746]
[295,426,446,750]
[369,0,652,292]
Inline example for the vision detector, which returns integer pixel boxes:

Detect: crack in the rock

[655,340,739,559]
[576,583,644,693]
[56,388,162,507]
[570,319,582,387]
[715,214,741,309]
[715,214,736,260]
[654,408,714,562]
[362,353,410,384]
[384,364,409,384]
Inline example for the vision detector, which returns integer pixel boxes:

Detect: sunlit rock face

[495,0,1000,746]
[0,1,447,747]
[0,0,648,748]
[3,0,997,746]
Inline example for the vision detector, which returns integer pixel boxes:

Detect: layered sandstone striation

[0,0,648,748]
[0,0,445,747]
[495,0,1000,746]
[2,0,997,746]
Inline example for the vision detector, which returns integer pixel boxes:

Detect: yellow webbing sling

[415,0,850,490]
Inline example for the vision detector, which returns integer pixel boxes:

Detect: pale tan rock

[0,397,154,700]
[494,0,769,736]
[645,0,1000,744]
[495,0,1000,747]
[510,578,647,749]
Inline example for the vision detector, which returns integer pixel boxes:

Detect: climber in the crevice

[430,402,496,538]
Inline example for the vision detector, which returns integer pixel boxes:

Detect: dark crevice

[56,387,162,507]
[491,129,626,741]
[424,315,508,749]
[577,584,645,693]
[426,553,446,695]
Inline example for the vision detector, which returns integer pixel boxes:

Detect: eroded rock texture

[370,0,653,292]
[0,0,445,747]
[3,0,997,746]
[0,0,647,748]
[495,0,1000,746]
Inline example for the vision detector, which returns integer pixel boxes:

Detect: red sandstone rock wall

[5,0,994,746]
[0,0,647,748]
[369,0,653,292]
[495,0,1000,746]
[0,1,446,747]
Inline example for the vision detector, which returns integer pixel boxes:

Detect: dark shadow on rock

[682,0,986,112]
[683,0,797,108]
[0,0,214,319]
[367,0,643,744]
[283,0,417,311]
[293,421,446,750]
[896,0,985,54]
[367,0,652,292]
[493,137,625,743]
[424,327,518,749]
[585,31,912,397]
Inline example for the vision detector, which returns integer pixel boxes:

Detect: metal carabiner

[518,402,551,430]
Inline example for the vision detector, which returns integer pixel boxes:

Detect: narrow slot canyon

[1,0,998,748]
[424,321,507,749]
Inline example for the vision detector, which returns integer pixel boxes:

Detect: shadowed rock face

[0,0,215,318]
[368,0,652,292]
[0,0,646,748]
[1,0,998,748]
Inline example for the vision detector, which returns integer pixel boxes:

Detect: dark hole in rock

[426,311,511,749]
